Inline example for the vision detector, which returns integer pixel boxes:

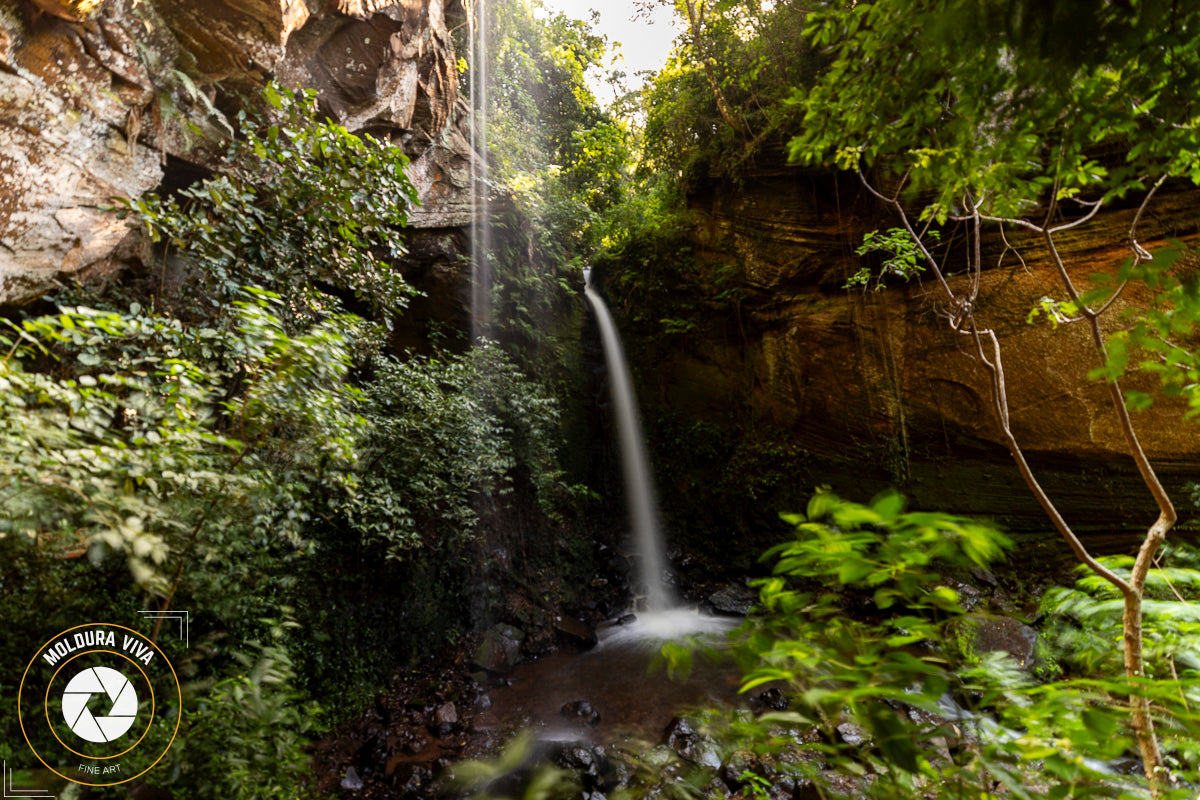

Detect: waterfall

[584,271,672,612]
[468,0,492,340]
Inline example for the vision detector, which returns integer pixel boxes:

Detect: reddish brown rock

[0,0,473,303]
[627,160,1200,542]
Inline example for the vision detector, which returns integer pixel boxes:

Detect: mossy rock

[951,612,1038,668]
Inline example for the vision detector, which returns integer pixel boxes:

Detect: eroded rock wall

[0,0,472,304]
[623,163,1200,546]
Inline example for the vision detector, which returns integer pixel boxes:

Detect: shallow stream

[473,609,742,745]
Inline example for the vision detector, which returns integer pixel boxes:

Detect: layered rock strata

[630,164,1200,541]
[0,0,472,303]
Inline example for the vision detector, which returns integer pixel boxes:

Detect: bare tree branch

[1048,197,1104,233]
[965,319,1131,592]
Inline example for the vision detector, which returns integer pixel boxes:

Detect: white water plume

[584,271,671,612]
[468,0,492,340]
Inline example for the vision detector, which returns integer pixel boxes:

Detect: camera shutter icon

[61,666,139,743]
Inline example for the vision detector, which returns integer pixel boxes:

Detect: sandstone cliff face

[628,165,1200,542]
[0,0,471,303]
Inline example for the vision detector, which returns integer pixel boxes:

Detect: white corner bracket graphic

[136,610,189,647]
[3,760,55,798]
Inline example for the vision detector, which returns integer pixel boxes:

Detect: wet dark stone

[434,701,458,725]
[616,613,637,625]
[958,613,1039,667]
[555,616,599,649]
[663,716,721,767]
[835,721,868,747]
[708,583,759,616]
[1110,756,1144,775]
[607,555,631,576]
[667,714,720,767]
[795,777,823,800]
[557,744,598,774]
[663,716,696,748]
[354,731,387,774]
[397,765,432,795]
[954,582,982,611]
[769,778,798,800]
[755,688,790,712]
[561,700,602,726]
[550,741,612,791]
[905,704,944,729]
[719,752,753,791]
[471,624,525,675]
[340,765,364,791]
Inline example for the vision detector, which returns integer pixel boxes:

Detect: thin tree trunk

[683,0,744,134]
[857,167,1174,792]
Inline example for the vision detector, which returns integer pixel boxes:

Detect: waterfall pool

[471,610,742,745]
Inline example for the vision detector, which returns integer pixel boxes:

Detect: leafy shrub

[342,340,573,561]
[119,82,418,325]
[702,491,1200,799]
[0,291,360,588]
[1,81,411,794]
[166,614,323,800]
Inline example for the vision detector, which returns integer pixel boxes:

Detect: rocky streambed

[313,557,1065,799]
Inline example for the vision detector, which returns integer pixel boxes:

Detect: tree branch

[967,319,1132,594]
[1048,197,1104,233]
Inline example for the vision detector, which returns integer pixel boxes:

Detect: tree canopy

[790,0,1200,219]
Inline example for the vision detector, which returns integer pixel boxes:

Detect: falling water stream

[584,270,671,612]
[470,274,741,745]
[468,0,492,339]
[464,13,738,748]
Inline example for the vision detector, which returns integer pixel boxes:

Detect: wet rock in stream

[835,721,869,747]
[664,716,721,769]
[707,582,759,616]
[340,766,364,791]
[472,623,526,676]
[549,741,615,791]
[561,700,602,726]
[752,687,790,713]
[555,616,599,648]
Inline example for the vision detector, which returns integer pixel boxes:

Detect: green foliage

[4,67,589,795]
[448,731,579,800]
[342,341,573,561]
[848,228,940,291]
[0,294,354,795]
[637,0,821,182]
[0,292,360,588]
[700,491,1200,798]
[472,1,635,414]
[742,490,1006,699]
[1035,547,1200,782]
[119,82,418,325]
[789,1,1200,219]
[485,0,631,259]
[167,615,323,800]
[1080,244,1200,419]
[1042,546,1200,684]
[1027,295,1082,329]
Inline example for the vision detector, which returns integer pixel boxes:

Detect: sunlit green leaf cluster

[119,83,419,326]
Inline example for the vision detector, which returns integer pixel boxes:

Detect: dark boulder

[471,624,525,676]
